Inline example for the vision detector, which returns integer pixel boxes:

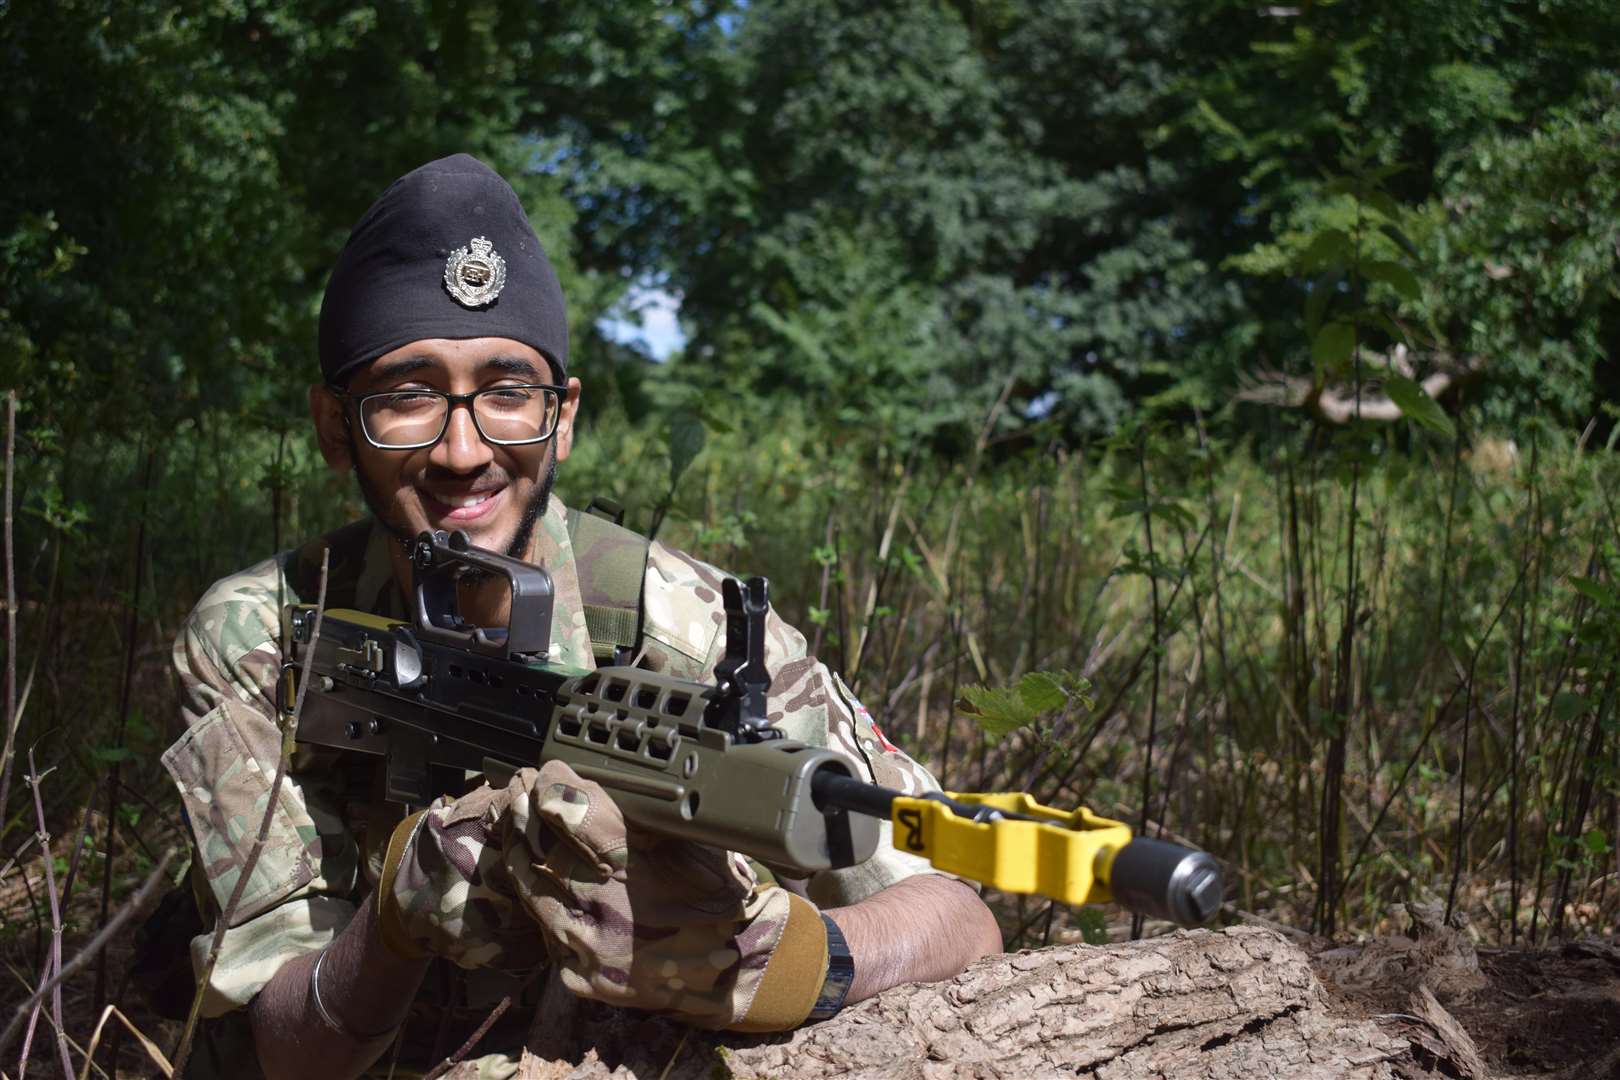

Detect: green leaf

[1302,229,1353,272]
[751,302,831,368]
[91,746,135,767]
[1193,98,1245,142]
[1305,271,1342,336]
[667,411,706,489]
[698,407,736,436]
[1015,672,1068,714]
[957,685,1036,740]
[959,670,1089,742]
[1379,223,1421,260]
[1074,906,1110,945]
[1154,500,1199,533]
[1363,190,1402,222]
[1312,321,1356,374]
[1382,374,1456,438]
[1362,260,1421,302]
[1572,576,1620,610]
[1553,692,1589,724]
[1368,312,1415,349]
[1366,162,1409,185]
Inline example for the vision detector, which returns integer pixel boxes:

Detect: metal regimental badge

[443,236,507,307]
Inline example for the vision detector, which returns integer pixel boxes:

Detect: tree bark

[491,927,1408,1080]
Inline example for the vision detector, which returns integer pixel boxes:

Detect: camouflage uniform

[162,498,943,1074]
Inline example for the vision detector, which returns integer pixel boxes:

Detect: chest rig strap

[565,498,652,666]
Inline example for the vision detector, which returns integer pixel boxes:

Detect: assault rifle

[281,529,1223,927]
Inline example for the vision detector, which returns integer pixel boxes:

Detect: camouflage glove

[499,761,831,1032]
[375,783,549,971]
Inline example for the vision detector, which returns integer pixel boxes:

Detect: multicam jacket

[161,498,942,1035]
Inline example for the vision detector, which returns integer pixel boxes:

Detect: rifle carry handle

[409,529,555,658]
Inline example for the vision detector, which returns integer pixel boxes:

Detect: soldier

[160,155,1001,1079]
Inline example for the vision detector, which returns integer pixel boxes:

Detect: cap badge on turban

[443,236,507,307]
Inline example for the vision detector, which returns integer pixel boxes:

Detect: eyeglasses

[331,384,567,450]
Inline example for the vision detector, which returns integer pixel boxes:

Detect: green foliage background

[3,3,1620,1053]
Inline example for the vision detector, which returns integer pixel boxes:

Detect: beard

[351,434,557,565]
[503,457,557,560]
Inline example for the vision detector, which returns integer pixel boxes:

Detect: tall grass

[573,404,1620,942]
[1,398,1616,1063]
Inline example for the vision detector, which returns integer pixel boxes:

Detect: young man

[162,155,1000,1079]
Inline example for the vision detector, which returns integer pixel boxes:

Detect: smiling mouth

[420,487,506,524]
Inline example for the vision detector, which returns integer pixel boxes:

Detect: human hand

[499,761,831,1031]
[374,782,549,971]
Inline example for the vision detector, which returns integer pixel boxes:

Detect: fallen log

[486,926,1408,1080]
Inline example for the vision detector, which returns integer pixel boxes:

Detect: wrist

[309,944,401,1043]
[251,896,429,1079]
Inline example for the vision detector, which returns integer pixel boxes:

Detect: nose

[427,400,494,473]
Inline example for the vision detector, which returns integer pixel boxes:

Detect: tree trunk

[492,927,1408,1080]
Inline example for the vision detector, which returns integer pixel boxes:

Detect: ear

[552,377,583,464]
[308,384,354,474]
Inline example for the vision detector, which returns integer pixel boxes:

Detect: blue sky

[596,283,687,361]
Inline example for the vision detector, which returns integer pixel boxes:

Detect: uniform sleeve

[638,544,948,908]
[161,558,361,1015]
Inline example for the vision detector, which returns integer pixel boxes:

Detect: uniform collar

[517,497,595,669]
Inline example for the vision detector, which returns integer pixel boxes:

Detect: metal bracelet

[309,944,400,1042]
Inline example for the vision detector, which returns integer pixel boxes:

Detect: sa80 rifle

[281,529,1224,928]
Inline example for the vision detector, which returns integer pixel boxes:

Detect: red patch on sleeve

[857,703,900,754]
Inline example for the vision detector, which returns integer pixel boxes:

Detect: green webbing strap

[566,501,652,663]
[585,605,640,656]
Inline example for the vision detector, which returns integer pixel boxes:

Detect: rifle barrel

[810,769,900,818]
[1108,837,1224,927]
[811,770,1044,825]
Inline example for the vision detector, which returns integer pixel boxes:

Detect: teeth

[426,492,496,510]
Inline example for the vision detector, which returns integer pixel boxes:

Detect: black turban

[318,154,569,386]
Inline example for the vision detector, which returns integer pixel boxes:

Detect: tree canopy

[4,0,1617,455]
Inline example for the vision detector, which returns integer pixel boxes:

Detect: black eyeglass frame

[327,383,570,451]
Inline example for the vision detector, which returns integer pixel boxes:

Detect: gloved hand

[499,761,832,1032]
[374,782,549,971]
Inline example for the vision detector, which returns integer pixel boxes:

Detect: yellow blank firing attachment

[888,792,1225,924]
[889,792,1133,907]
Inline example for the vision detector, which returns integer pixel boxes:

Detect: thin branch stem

[168,550,329,1076]
[1131,428,1163,941]
[0,849,175,1064]
[1446,555,1530,921]
[0,391,18,840]
[95,443,156,1028]
[21,750,73,1080]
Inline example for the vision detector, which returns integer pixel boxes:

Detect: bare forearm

[248,892,431,1080]
[824,875,1001,1004]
